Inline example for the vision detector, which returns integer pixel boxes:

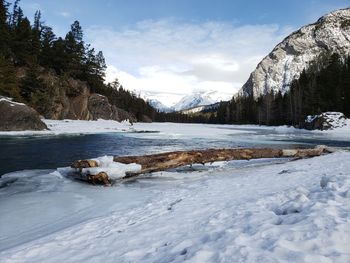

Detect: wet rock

[71,159,99,169]
[87,172,111,185]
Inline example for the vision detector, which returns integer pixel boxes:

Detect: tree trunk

[69,146,331,185]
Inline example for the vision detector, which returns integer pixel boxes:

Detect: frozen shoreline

[0,120,349,262]
[0,119,134,136]
[1,152,350,262]
[0,119,349,140]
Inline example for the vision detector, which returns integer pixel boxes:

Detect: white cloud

[58,11,71,18]
[86,19,294,106]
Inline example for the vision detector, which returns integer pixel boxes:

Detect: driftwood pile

[70,145,332,185]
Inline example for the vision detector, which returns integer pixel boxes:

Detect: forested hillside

[215,53,350,126]
[0,0,156,121]
[156,53,350,126]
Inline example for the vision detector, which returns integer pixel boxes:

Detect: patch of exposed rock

[38,73,136,122]
[88,94,134,121]
[303,112,347,130]
[238,8,350,98]
[0,97,47,131]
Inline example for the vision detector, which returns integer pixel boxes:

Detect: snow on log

[69,145,332,185]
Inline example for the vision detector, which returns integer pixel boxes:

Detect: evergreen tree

[31,10,42,61]
[64,21,85,76]
[12,16,32,65]
[19,66,43,101]
[39,25,56,67]
[0,55,20,99]
[0,0,10,56]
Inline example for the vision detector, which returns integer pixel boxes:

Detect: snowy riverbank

[1,151,350,262]
[0,119,349,141]
[1,120,350,262]
[0,119,134,136]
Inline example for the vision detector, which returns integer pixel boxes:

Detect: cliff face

[238,8,350,99]
[37,73,136,122]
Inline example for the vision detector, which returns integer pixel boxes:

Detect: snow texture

[1,151,350,262]
[172,90,217,112]
[306,112,347,130]
[0,119,134,136]
[0,96,25,106]
[147,99,173,113]
[0,119,349,144]
[56,156,141,180]
[144,90,229,113]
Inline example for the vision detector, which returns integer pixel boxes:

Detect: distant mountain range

[147,90,229,113]
[147,99,173,113]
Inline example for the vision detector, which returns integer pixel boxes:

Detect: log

[68,145,332,185]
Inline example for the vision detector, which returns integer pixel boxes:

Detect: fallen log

[68,145,332,186]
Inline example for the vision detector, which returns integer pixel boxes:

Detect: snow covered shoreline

[1,119,350,262]
[0,119,349,140]
[0,119,135,136]
[1,151,350,262]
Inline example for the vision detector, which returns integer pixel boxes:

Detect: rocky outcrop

[0,97,47,131]
[88,94,135,122]
[303,112,347,130]
[38,73,136,122]
[238,8,350,99]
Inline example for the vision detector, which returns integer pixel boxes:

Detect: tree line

[0,0,156,120]
[157,52,350,126]
[2,0,347,125]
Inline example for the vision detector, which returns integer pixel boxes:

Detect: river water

[1,123,349,176]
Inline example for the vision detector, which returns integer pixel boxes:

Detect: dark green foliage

[218,52,350,126]
[0,0,155,121]
[0,0,10,55]
[0,55,20,99]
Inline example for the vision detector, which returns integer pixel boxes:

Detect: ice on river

[56,155,141,180]
[0,119,349,143]
[1,151,350,262]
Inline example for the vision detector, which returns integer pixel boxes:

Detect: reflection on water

[0,126,349,176]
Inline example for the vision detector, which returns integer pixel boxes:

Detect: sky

[18,0,350,106]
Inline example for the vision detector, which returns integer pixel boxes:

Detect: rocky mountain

[147,99,172,113]
[172,90,226,112]
[238,8,350,99]
[180,102,221,115]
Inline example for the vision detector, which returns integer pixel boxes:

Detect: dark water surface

[1,128,349,176]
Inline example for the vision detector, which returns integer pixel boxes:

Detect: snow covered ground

[0,119,134,136]
[1,152,350,262]
[0,119,350,143]
[1,120,350,262]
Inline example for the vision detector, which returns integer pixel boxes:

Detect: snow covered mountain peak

[145,90,229,112]
[147,99,172,113]
[237,8,350,99]
[172,90,224,112]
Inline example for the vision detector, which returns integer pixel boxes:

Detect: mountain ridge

[237,8,350,99]
[149,90,229,112]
